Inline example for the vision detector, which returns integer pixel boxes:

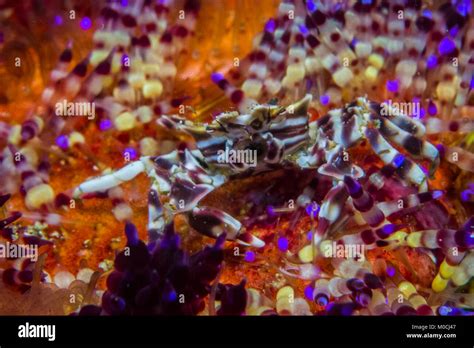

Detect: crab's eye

[250,119,263,130]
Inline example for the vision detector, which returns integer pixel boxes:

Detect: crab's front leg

[312,181,348,245]
[292,132,355,246]
[186,206,265,247]
[147,179,170,243]
[150,148,265,247]
[145,148,217,240]
[73,159,151,197]
[73,154,175,242]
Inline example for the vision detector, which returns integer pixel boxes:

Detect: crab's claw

[187,206,265,248]
[73,160,147,198]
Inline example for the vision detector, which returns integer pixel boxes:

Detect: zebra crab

[74,95,441,248]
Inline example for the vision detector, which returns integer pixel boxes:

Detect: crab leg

[317,145,365,180]
[73,158,152,197]
[333,259,385,291]
[338,223,406,248]
[313,181,348,245]
[343,176,386,228]
[340,176,448,249]
[146,149,219,241]
[365,128,428,192]
[334,176,443,250]
[370,101,426,137]
[187,206,265,248]
[373,115,440,175]
[77,145,265,247]
[338,175,407,247]
[164,149,265,247]
[147,180,167,243]
[316,107,366,149]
